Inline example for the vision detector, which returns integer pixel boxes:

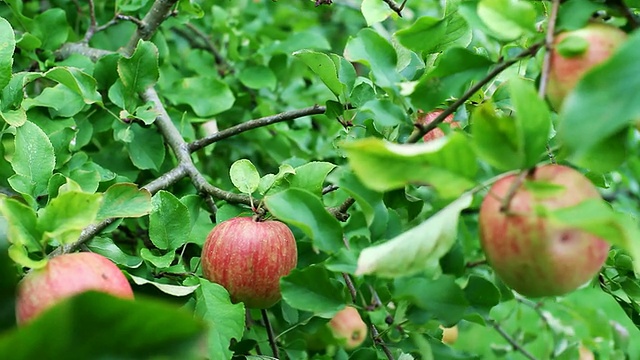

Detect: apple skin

[417,110,460,142]
[440,325,459,345]
[15,252,134,325]
[329,306,368,350]
[547,23,627,111]
[201,217,297,309]
[479,165,610,297]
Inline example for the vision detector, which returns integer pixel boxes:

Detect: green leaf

[44,67,102,105]
[2,72,41,111]
[342,135,478,198]
[37,191,103,245]
[0,108,27,127]
[264,188,343,254]
[472,79,551,172]
[22,85,86,117]
[289,161,337,196]
[477,0,536,41]
[356,193,472,277]
[86,236,143,268]
[195,279,246,360]
[0,292,206,359]
[294,50,343,97]
[230,159,261,195]
[410,47,493,112]
[10,121,56,196]
[165,76,235,117]
[0,17,15,91]
[557,30,640,160]
[338,171,389,239]
[464,275,501,316]
[280,265,347,317]
[238,65,277,90]
[7,244,48,270]
[360,99,407,128]
[394,275,469,325]
[361,0,394,26]
[96,183,152,220]
[30,8,68,50]
[118,41,159,92]
[0,197,40,249]
[396,16,448,54]
[509,78,552,168]
[258,164,296,195]
[140,248,175,268]
[149,190,191,251]
[344,28,399,88]
[125,123,166,171]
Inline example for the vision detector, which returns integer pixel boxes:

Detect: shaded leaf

[280,265,347,317]
[0,292,205,360]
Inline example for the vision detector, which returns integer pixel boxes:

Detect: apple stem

[499,168,534,213]
[261,309,280,359]
[252,207,267,222]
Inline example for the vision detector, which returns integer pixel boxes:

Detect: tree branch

[406,41,544,144]
[488,319,538,360]
[188,105,327,152]
[124,0,179,56]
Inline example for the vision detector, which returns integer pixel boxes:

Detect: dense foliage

[2,0,640,359]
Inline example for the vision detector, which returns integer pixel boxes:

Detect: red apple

[417,109,460,142]
[547,23,627,111]
[329,306,368,350]
[201,217,297,309]
[479,165,610,297]
[16,252,134,324]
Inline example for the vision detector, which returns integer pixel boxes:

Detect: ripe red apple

[417,109,460,142]
[479,164,610,297]
[201,217,297,309]
[329,306,368,350]
[16,252,134,324]
[547,22,627,111]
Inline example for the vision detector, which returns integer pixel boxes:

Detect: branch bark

[405,42,544,144]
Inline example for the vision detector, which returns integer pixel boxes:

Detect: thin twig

[465,259,488,268]
[371,324,395,360]
[607,0,640,29]
[406,42,544,144]
[262,309,280,359]
[381,0,407,17]
[188,105,327,152]
[82,0,98,42]
[327,197,356,222]
[124,0,179,56]
[538,0,560,100]
[488,319,538,360]
[322,184,339,195]
[539,0,560,164]
[185,22,229,73]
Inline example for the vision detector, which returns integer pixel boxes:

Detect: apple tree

[1,0,640,359]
